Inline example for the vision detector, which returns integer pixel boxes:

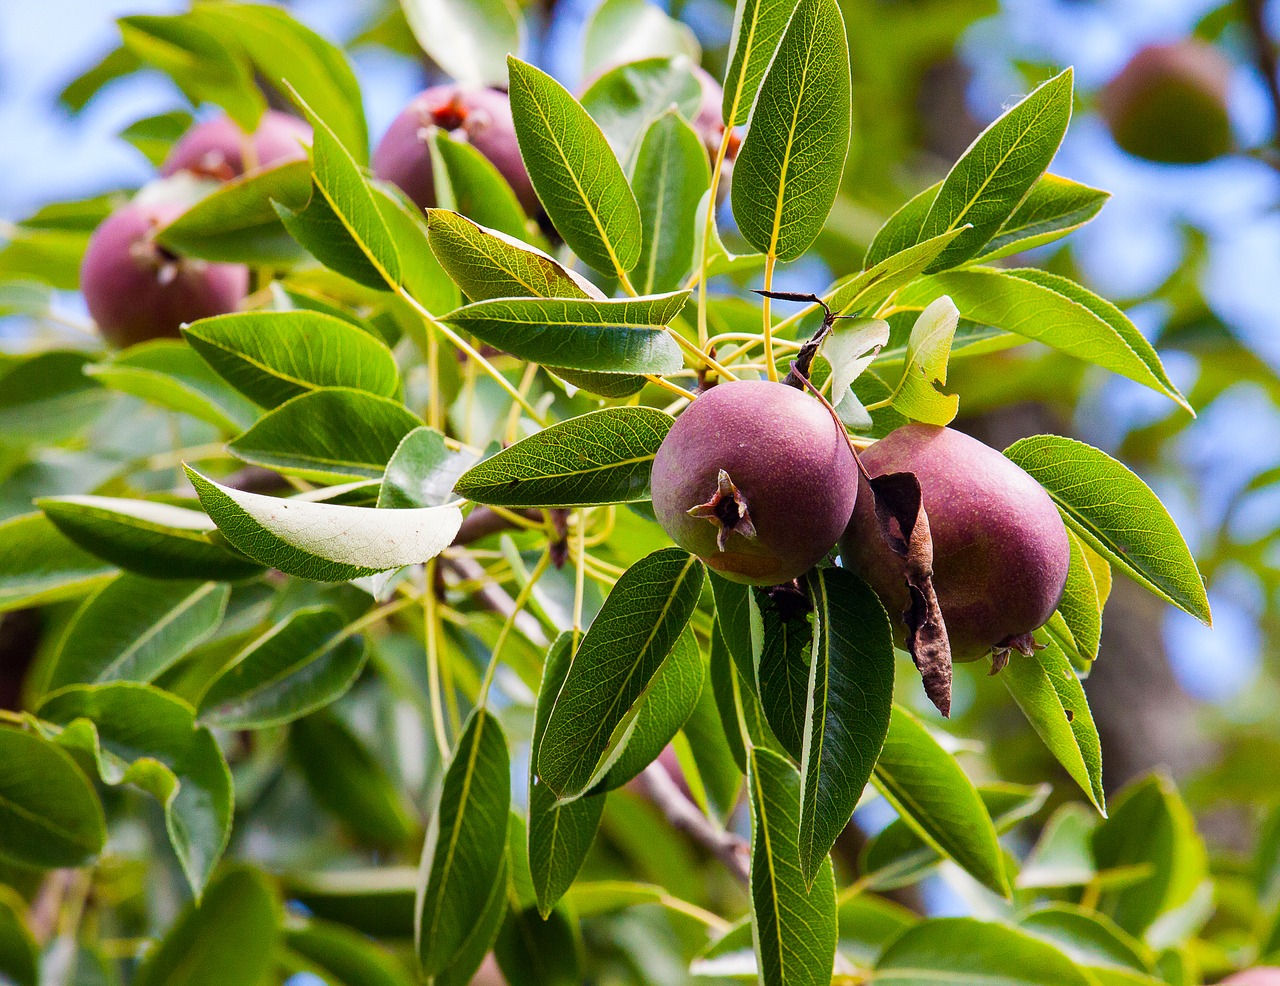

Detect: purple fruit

[1100,40,1233,165]
[840,424,1070,663]
[1221,972,1280,986]
[161,111,312,180]
[372,86,536,214]
[80,201,249,348]
[651,380,858,586]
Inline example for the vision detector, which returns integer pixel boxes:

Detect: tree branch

[442,553,549,648]
[635,761,750,885]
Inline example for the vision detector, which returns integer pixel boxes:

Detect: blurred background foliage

[4,0,1280,983]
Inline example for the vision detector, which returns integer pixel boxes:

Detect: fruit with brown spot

[651,380,857,586]
[840,424,1070,663]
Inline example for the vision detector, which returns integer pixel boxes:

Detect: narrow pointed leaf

[873,704,1009,896]
[400,0,522,88]
[0,891,37,986]
[883,295,960,425]
[379,426,480,510]
[580,57,704,161]
[229,388,421,482]
[183,310,400,409]
[1004,435,1209,624]
[537,548,704,799]
[0,727,105,869]
[633,109,709,294]
[415,708,511,975]
[495,904,582,986]
[508,57,642,277]
[721,0,799,126]
[199,605,367,728]
[731,0,851,260]
[918,69,1074,272]
[442,293,686,375]
[747,746,837,986]
[0,513,116,614]
[972,173,1109,264]
[529,634,604,917]
[455,407,673,507]
[50,575,228,689]
[1052,528,1105,665]
[798,567,894,886]
[186,467,463,582]
[864,181,941,270]
[582,0,700,83]
[755,583,815,758]
[39,495,263,581]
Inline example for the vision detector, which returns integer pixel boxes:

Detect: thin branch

[635,761,750,885]
[442,554,548,649]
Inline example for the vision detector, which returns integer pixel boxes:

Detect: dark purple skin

[80,201,249,348]
[161,111,312,180]
[652,380,858,586]
[840,424,1070,663]
[372,86,537,214]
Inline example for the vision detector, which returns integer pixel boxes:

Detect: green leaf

[0,513,116,614]
[580,57,703,163]
[416,708,511,975]
[39,495,262,582]
[1002,634,1106,813]
[282,92,400,288]
[917,69,1074,271]
[229,388,421,483]
[972,174,1110,264]
[1092,774,1208,938]
[582,0,700,82]
[133,868,279,986]
[49,575,228,689]
[379,426,479,510]
[186,467,462,582]
[721,0,799,127]
[38,683,234,896]
[1018,905,1161,986]
[0,727,105,869]
[118,14,265,131]
[433,851,510,986]
[454,407,673,507]
[747,746,837,986]
[426,210,599,302]
[0,890,37,986]
[495,905,581,986]
[681,674,744,820]
[883,295,960,425]
[285,918,416,986]
[825,227,967,319]
[537,548,704,799]
[837,893,918,968]
[601,626,705,789]
[199,606,366,728]
[694,191,766,280]
[633,109,710,294]
[529,634,605,917]
[183,310,401,409]
[119,109,193,166]
[290,710,416,846]
[400,0,523,88]
[61,44,142,113]
[375,182,461,315]
[84,339,261,433]
[755,583,815,758]
[799,567,895,886]
[0,351,112,442]
[1050,527,1106,666]
[731,0,850,260]
[432,132,531,239]
[872,917,1092,986]
[1020,803,1102,890]
[507,57,642,277]
[872,704,1009,897]
[155,159,312,264]
[1004,435,1209,624]
[442,293,687,375]
[282,868,418,938]
[194,3,367,163]
[897,268,1189,411]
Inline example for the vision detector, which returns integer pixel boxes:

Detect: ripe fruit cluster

[651,381,1071,665]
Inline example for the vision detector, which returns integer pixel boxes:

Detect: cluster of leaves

[0,0,1251,984]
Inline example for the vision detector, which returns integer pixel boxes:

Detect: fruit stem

[669,328,738,382]
[696,125,737,350]
[645,374,698,401]
[794,368,874,482]
[617,267,639,297]
[761,254,779,381]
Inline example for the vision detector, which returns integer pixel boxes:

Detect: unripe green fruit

[160,111,311,180]
[372,86,536,214]
[1221,971,1280,986]
[80,201,249,348]
[651,380,858,586]
[839,424,1069,663]
[1100,40,1233,164]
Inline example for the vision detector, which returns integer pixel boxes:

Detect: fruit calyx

[990,632,1040,674]
[687,469,758,551]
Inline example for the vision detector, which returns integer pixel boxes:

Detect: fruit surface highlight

[161,110,312,180]
[840,424,1070,663]
[81,201,249,348]
[651,380,857,586]
[372,86,536,213]
[1100,40,1233,164]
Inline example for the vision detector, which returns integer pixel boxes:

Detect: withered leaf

[866,469,953,716]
